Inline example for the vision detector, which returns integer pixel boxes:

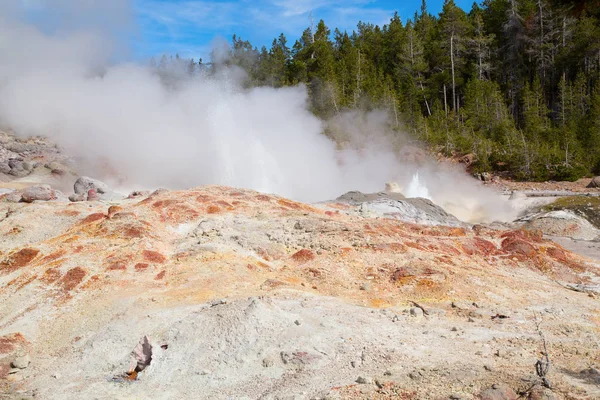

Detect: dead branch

[409,300,429,316]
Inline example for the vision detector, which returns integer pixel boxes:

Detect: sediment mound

[336,190,462,226]
[0,186,599,399]
[520,210,598,240]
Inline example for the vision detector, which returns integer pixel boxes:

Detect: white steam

[0,2,517,223]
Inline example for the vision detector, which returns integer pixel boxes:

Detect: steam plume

[0,1,516,223]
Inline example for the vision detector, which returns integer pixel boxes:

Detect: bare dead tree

[533,311,552,389]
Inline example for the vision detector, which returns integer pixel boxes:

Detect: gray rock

[410,307,424,317]
[2,191,23,203]
[74,176,109,195]
[11,354,30,369]
[0,161,11,174]
[357,197,462,227]
[69,192,87,202]
[7,158,32,177]
[355,376,373,384]
[21,185,56,203]
[587,176,600,188]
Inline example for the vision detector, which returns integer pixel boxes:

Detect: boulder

[587,176,600,188]
[7,158,33,177]
[74,176,109,195]
[21,185,57,203]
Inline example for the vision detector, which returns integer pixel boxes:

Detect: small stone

[8,368,20,374]
[200,369,211,375]
[11,354,30,369]
[359,282,371,291]
[410,307,424,317]
[383,370,392,376]
[294,320,301,326]
[52,373,61,379]
[355,376,373,384]
[484,365,493,371]
[468,317,475,322]
[262,358,274,368]
[492,384,499,389]
[6,373,23,382]
[450,395,463,400]
[582,367,600,375]
[69,192,87,202]
[87,188,99,201]
[451,327,458,332]
[350,361,356,368]
[210,299,227,307]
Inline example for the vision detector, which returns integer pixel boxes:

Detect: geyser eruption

[0,0,518,223]
[405,172,431,200]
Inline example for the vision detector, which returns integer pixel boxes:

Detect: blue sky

[133,0,475,61]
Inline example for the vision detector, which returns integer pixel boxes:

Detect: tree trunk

[443,84,448,117]
[450,33,456,111]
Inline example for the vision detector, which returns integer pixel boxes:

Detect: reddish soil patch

[107,206,124,219]
[291,249,315,263]
[155,270,166,280]
[123,225,147,239]
[40,250,67,264]
[255,195,272,201]
[152,200,179,209]
[55,210,81,217]
[0,333,27,354]
[107,263,127,271]
[373,243,407,253]
[391,264,439,282]
[143,250,167,264]
[501,237,536,257]
[207,205,221,214]
[81,213,106,224]
[134,263,149,271]
[546,246,585,271]
[278,199,303,210]
[196,194,214,202]
[404,241,426,251]
[1,248,40,272]
[60,267,86,291]
[215,200,233,209]
[500,229,543,243]
[40,268,62,284]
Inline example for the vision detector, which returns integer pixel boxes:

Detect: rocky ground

[0,131,599,400]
